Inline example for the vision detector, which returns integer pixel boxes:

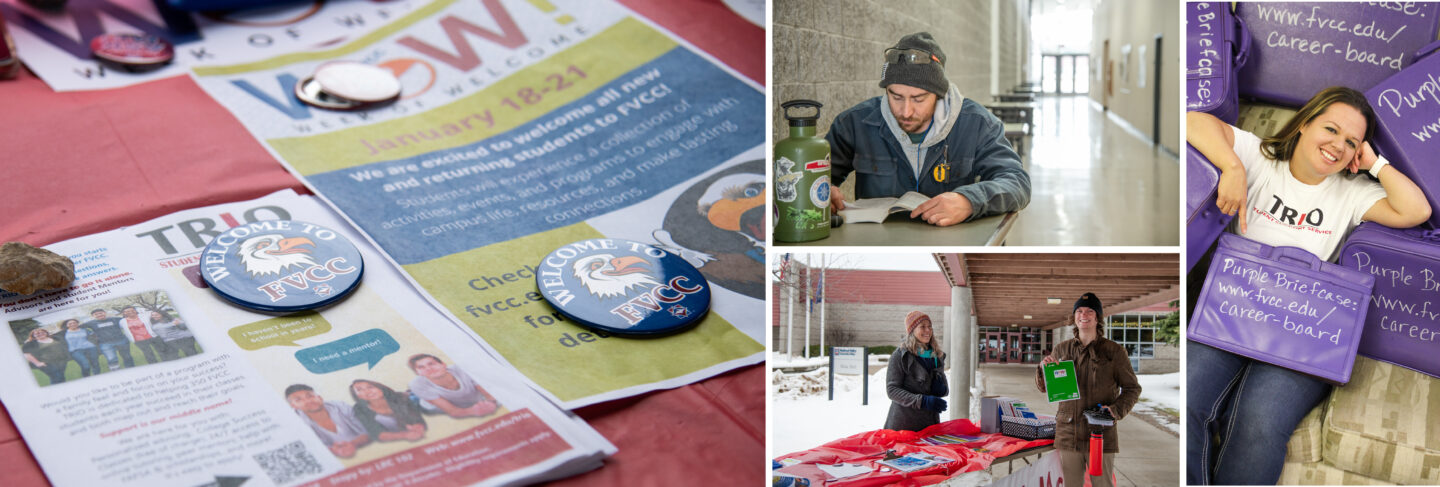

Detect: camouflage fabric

[1278,460,1391,485]
[1236,103,1299,139]
[1284,400,1327,463]
[1321,357,1440,485]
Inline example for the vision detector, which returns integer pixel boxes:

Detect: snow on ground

[772,364,983,457]
[773,367,1181,456]
[1130,372,1180,433]
[770,351,887,369]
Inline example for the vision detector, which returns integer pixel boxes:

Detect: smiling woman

[1185,86,1433,485]
[884,311,947,432]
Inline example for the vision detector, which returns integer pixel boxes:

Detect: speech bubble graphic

[228,312,333,350]
[294,329,400,373]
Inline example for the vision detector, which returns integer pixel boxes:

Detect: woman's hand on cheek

[1353,141,1377,173]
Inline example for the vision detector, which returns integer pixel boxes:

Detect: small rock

[0,242,75,295]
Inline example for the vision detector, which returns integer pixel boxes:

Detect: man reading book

[826,32,1031,226]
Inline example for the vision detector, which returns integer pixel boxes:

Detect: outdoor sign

[832,346,866,375]
[829,346,869,404]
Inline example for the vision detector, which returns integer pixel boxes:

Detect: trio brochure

[0,191,614,487]
[190,0,767,407]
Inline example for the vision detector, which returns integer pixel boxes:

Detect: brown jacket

[1034,336,1141,452]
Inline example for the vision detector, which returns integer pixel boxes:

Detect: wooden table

[775,212,1017,246]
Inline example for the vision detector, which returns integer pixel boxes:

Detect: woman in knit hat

[884,310,948,431]
[1036,292,1141,487]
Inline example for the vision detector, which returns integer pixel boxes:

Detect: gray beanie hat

[879,32,948,97]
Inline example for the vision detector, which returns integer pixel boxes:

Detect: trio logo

[1266,195,1324,227]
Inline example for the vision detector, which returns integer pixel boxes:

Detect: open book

[839,191,932,224]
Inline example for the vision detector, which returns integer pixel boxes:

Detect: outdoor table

[987,444,1056,475]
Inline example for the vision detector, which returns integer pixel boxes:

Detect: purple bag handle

[1415,39,1440,61]
[1270,246,1322,270]
[1233,13,1251,69]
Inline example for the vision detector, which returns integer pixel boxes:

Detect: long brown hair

[1260,86,1376,162]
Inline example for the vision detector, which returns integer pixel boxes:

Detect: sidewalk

[970,364,1180,486]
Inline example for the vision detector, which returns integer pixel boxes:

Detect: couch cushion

[1279,459,1391,485]
[1322,357,1440,484]
[1284,400,1327,463]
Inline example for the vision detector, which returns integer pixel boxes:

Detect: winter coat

[1034,336,1141,452]
[825,83,1031,222]
[885,347,945,432]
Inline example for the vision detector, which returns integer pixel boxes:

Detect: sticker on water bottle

[810,178,830,208]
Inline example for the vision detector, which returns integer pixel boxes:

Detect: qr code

[254,441,323,484]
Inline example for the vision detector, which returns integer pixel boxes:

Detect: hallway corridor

[1005,95,1179,247]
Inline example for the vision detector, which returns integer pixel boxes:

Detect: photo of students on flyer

[8,290,203,387]
[280,350,504,463]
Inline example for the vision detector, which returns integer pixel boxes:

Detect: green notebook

[1043,361,1080,403]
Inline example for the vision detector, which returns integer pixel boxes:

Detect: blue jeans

[98,340,134,369]
[1187,341,1332,485]
[70,347,99,376]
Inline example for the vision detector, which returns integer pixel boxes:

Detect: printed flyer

[0,191,614,487]
[0,0,425,92]
[192,0,766,406]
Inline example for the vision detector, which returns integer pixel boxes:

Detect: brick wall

[773,300,952,354]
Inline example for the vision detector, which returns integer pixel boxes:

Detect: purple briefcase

[1236,2,1440,108]
[1187,144,1234,272]
[1190,233,1375,384]
[1337,223,1440,379]
[1366,40,1440,229]
[1187,1,1249,123]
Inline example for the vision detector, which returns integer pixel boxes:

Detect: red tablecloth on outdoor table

[773,420,1055,487]
[0,0,764,485]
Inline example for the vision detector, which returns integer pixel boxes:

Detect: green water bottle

[774,100,831,242]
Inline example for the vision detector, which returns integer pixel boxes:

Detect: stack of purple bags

[1187,2,1440,381]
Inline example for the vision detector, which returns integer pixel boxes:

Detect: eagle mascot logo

[237,235,317,277]
[572,254,659,299]
[650,160,764,299]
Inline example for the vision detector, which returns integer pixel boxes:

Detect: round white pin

[313,61,402,103]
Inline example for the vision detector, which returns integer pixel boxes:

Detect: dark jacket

[825,86,1030,222]
[82,317,128,343]
[885,347,945,432]
[1034,336,1141,452]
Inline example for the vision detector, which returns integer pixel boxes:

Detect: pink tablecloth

[0,0,764,485]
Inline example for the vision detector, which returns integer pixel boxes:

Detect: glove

[930,375,949,397]
[921,395,948,413]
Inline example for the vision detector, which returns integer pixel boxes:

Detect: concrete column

[971,315,980,421]
[947,286,973,421]
[971,316,979,385]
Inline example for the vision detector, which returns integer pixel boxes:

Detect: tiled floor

[1006,96,1180,247]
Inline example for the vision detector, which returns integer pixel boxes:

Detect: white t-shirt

[408,366,488,409]
[1229,128,1387,261]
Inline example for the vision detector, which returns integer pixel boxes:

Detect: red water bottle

[1088,429,1104,476]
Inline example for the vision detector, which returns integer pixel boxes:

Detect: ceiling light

[1023,315,1033,319]
[1047,298,1061,304]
